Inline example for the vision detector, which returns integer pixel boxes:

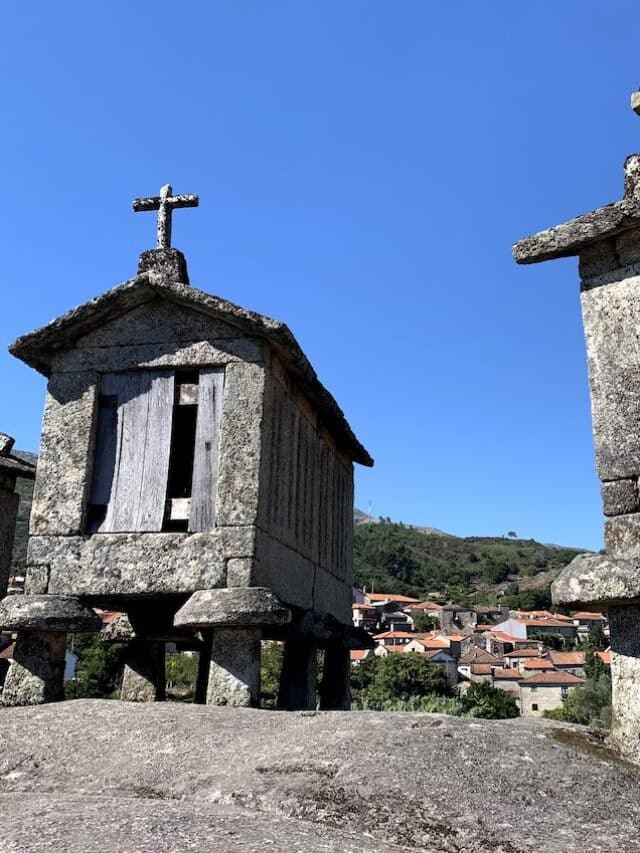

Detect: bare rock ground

[0,700,638,852]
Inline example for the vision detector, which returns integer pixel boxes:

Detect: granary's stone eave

[0,455,36,480]
[513,152,640,265]
[512,198,640,264]
[9,275,374,467]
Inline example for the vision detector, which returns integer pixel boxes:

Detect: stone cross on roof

[132,184,199,249]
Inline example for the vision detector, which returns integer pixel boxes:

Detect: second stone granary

[4,238,373,708]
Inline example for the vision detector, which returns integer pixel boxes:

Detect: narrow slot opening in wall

[163,370,200,532]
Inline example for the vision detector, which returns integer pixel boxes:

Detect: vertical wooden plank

[189,368,224,532]
[137,371,174,531]
[103,372,150,532]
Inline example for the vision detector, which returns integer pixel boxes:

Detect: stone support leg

[2,631,66,706]
[609,604,640,763]
[206,627,261,707]
[194,631,212,705]
[319,642,351,711]
[278,639,317,711]
[120,640,166,702]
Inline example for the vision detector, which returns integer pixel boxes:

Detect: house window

[532,703,539,711]
[87,367,224,534]
[561,687,569,700]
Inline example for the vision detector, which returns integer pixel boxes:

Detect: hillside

[354,521,583,606]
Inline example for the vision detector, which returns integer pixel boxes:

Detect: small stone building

[1,198,373,709]
[514,95,640,760]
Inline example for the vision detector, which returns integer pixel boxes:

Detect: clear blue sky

[1,2,638,550]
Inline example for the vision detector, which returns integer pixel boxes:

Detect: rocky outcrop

[0,701,638,852]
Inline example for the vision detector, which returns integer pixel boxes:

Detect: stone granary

[0,185,373,709]
[0,434,35,596]
[514,93,640,763]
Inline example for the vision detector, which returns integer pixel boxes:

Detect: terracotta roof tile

[366,593,420,604]
[491,668,522,680]
[572,611,607,621]
[523,660,555,670]
[521,671,585,686]
[503,648,541,659]
[470,664,493,675]
[548,652,585,666]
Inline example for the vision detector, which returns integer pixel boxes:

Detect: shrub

[460,681,519,719]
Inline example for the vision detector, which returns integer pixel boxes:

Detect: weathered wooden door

[87,368,224,533]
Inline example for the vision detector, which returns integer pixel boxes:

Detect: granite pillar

[319,642,351,711]
[2,631,66,706]
[609,604,640,763]
[278,638,317,711]
[120,640,166,702]
[206,627,261,707]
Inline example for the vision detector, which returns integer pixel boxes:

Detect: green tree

[261,642,284,708]
[460,681,519,719]
[586,624,607,650]
[412,614,438,633]
[65,634,127,699]
[366,653,454,706]
[165,653,198,697]
[545,673,612,728]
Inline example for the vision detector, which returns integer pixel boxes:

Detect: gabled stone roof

[513,154,640,264]
[9,259,373,467]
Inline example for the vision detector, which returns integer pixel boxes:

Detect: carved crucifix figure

[132,184,199,249]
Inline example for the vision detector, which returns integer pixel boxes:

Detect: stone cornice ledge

[513,154,640,265]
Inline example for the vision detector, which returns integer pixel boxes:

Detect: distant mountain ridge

[354,507,450,537]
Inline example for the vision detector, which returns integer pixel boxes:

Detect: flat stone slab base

[0,701,638,852]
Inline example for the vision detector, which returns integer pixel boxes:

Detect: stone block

[30,371,97,536]
[206,627,261,707]
[552,551,640,606]
[0,595,101,633]
[581,276,640,480]
[616,228,640,267]
[100,613,135,642]
[216,362,266,526]
[605,515,640,558]
[137,248,189,284]
[24,564,50,595]
[174,587,290,629]
[226,558,257,587]
[579,239,619,280]
[29,529,253,597]
[253,531,314,612]
[2,632,66,706]
[602,479,640,516]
